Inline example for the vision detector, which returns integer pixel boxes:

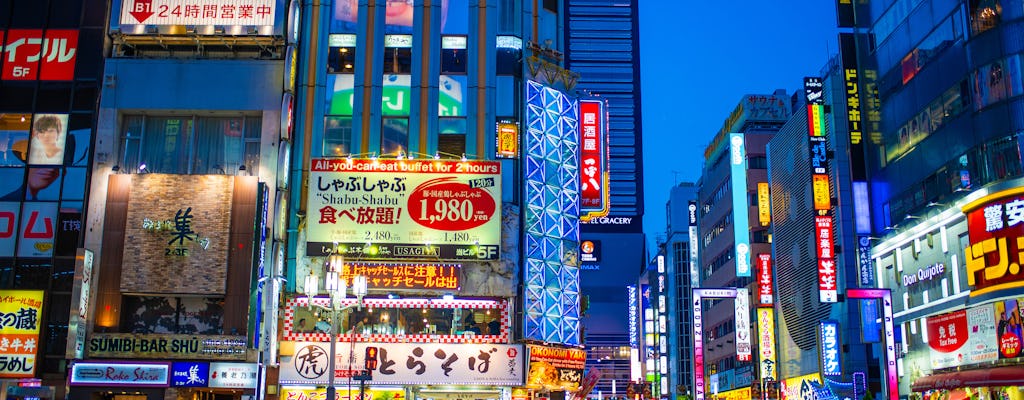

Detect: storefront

[910,366,1024,400]
[68,361,258,400]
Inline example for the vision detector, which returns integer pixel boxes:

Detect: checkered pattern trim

[282,296,510,344]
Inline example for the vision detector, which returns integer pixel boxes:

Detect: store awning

[911,367,1024,392]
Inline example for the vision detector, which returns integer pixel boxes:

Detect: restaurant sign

[88,333,248,360]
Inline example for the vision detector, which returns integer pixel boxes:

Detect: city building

[67,0,293,398]
[0,0,106,397]
[563,1,647,398]
[693,91,791,399]
[845,0,1024,398]
[663,182,698,398]
[276,2,589,400]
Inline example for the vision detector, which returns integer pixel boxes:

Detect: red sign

[815,216,833,259]
[579,100,608,220]
[1,30,78,81]
[757,253,773,306]
[926,309,969,354]
[963,189,1024,296]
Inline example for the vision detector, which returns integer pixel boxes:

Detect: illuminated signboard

[846,289,897,400]
[757,308,776,381]
[88,333,248,360]
[730,133,751,277]
[580,240,600,263]
[524,80,580,346]
[757,253,773,305]
[526,344,587,391]
[812,174,831,211]
[840,33,867,180]
[689,201,700,287]
[857,235,875,286]
[208,362,258,388]
[809,136,828,175]
[118,0,276,27]
[171,362,209,387]
[816,216,838,303]
[67,248,93,360]
[306,159,501,260]
[0,290,43,378]
[779,373,834,400]
[820,321,841,376]
[340,262,461,291]
[1,30,78,81]
[692,288,738,400]
[628,285,639,349]
[803,77,824,105]
[496,119,519,158]
[735,288,752,362]
[757,182,771,226]
[70,362,170,387]
[806,104,827,137]
[962,187,1024,297]
[579,100,609,221]
[281,342,524,385]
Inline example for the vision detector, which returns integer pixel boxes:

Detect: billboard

[1,30,78,81]
[306,159,501,260]
[526,345,586,391]
[579,99,609,221]
[963,187,1024,297]
[840,33,867,181]
[118,0,276,27]
[281,342,524,386]
[729,133,751,277]
[926,305,999,368]
[0,290,43,378]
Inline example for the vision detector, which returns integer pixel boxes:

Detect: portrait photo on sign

[29,114,68,165]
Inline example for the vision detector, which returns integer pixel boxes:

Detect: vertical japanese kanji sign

[307,159,501,260]
[1,30,78,81]
[819,320,841,376]
[0,290,44,378]
[816,215,838,303]
[119,0,276,27]
[579,99,609,221]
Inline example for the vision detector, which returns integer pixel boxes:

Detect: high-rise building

[563,1,646,397]
[0,0,107,396]
[842,0,1024,398]
[663,182,698,399]
[693,91,791,399]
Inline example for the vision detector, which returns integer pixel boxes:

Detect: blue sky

[638,2,842,248]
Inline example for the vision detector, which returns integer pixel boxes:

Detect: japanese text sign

[806,104,827,137]
[757,308,776,381]
[579,100,608,220]
[963,188,1024,297]
[820,321,841,376]
[0,290,43,378]
[1,30,78,81]
[757,253,774,306]
[735,288,752,362]
[526,344,586,391]
[757,182,771,226]
[496,120,519,159]
[812,174,831,211]
[208,362,258,388]
[816,216,838,303]
[340,262,461,291]
[809,137,829,175]
[307,159,501,260]
[281,342,523,386]
[119,0,275,27]
[171,362,208,387]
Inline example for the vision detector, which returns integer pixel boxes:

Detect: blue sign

[820,321,841,376]
[729,133,751,277]
[861,299,880,343]
[171,362,209,387]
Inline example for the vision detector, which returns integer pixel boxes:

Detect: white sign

[281,342,524,386]
[70,362,169,387]
[735,288,752,362]
[306,159,501,260]
[209,362,258,388]
[119,0,276,26]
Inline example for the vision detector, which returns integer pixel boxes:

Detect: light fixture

[434,152,440,160]
[112,165,120,173]
[460,153,467,162]
[138,163,148,173]
[904,214,921,221]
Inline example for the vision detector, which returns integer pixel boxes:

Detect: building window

[120,115,261,175]
[328,46,356,73]
[120,295,224,334]
[382,117,409,155]
[324,116,354,156]
[384,46,413,74]
[969,0,1000,35]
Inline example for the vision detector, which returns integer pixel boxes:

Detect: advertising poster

[306,159,501,259]
[995,297,1023,358]
[0,290,43,378]
[526,344,586,391]
[780,373,834,400]
[927,305,998,368]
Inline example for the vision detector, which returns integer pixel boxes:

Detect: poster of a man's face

[29,113,68,165]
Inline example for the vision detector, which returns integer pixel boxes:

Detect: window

[382,117,409,155]
[969,0,1000,35]
[328,47,356,73]
[119,115,261,175]
[441,36,468,74]
[324,116,354,156]
[748,155,768,169]
[120,295,225,334]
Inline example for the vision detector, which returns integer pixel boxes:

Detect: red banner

[1,29,78,81]
[963,189,1024,296]
[757,253,773,306]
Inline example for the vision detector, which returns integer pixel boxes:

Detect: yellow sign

[0,290,44,378]
[710,387,751,400]
[812,174,831,211]
[758,182,771,226]
[757,308,777,381]
[497,121,519,158]
[780,373,824,400]
[280,387,405,400]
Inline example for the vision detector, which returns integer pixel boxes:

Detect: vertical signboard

[840,33,867,181]
[857,235,875,287]
[847,289,898,400]
[688,201,700,288]
[692,288,739,400]
[0,290,44,378]
[820,321,841,376]
[67,248,93,359]
[962,188,1024,297]
[729,133,751,277]
[579,100,609,221]
[628,285,639,349]
[735,288,752,362]
[757,182,770,226]
[757,308,776,382]
[816,216,838,303]
[757,253,773,306]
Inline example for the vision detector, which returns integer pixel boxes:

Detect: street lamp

[301,255,368,400]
